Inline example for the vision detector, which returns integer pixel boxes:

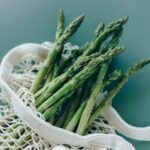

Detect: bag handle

[103,106,150,141]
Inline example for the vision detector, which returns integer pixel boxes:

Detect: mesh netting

[0,42,116,149]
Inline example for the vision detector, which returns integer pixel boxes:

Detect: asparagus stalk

[45,66,54,84]
[31,15,85,93]
[55,9,65,41]
[89,58,150,124]
[65,101,87,132]
[77,61,110,135]
[51,9,65,80]
[37,46,124,114]
[52,59,60,79]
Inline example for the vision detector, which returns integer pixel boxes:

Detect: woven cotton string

[0,42,116,150]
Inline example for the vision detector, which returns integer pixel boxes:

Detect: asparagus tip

[67,14,85,30]
[59,9,64,16]
[133,58,150,69]
[123,16,129,23]
[111,46,125,56]
[134,58,150,70]
[78,14,85,21]
[125,58,150,77]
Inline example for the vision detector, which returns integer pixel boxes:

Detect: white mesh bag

[0,42,149,150]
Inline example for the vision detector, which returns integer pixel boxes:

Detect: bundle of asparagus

[0,9,150,149]
[31,10,150,134]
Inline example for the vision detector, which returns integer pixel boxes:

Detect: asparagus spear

[55,9,65,41]
[45,66,54,84]
[31,15,85,93]
[52,59,60,79]
[50,9,65,80]
[89,58,150,124]
[77,61,110,135]
[65,101,87,132]
[37,46,124,114]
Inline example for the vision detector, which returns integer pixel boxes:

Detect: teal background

[0,0,150,149]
